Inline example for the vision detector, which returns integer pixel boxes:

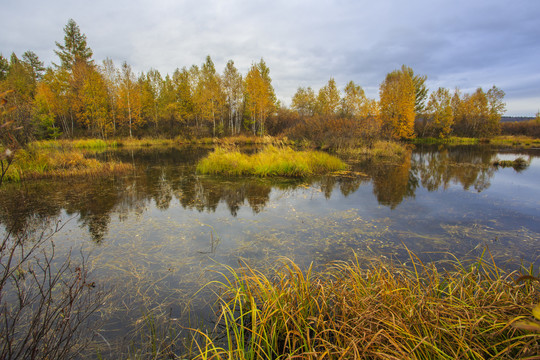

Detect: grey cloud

[0,0,539,115]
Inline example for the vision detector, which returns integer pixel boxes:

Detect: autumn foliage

[0,20,513,148]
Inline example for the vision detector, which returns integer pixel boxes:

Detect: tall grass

[2,148,133,182]
[194,250,539,359]
[31,139,118,150]
[196,146,347,177]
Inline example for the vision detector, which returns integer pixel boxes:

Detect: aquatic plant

[196,145,347,177]
[492,157,529,171]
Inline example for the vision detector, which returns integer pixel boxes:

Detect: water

[1,144,539,354]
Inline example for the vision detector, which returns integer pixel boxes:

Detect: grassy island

[196,146,347,177]
[1,142,133,182]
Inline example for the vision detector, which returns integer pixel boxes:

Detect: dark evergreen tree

[54,19,93,70]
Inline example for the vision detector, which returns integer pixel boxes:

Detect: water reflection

[0,145,536,242]
[412,145,496,192]
[371,151,418,208]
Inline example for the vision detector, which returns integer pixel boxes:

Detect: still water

[1,145,539,351]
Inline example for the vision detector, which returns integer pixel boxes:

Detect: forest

[1,19,511,152]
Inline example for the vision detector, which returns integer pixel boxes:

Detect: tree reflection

[371,151,418,209]
[0,146,533,243]
[413,145,496,193]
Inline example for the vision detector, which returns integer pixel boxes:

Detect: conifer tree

[54,19,93,70]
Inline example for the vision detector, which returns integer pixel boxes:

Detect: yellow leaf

[533,303,540,321]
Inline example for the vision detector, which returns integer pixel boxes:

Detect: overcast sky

[2,0,539,116]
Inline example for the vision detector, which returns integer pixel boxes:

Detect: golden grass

[490,136,540,147]
[194,249,540,359]
[3,148,133,182]
[196,145,347,177]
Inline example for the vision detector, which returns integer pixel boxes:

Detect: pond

[1,144,539,355]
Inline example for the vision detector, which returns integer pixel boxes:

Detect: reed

[196,145,347,177]
[194,250,540,359]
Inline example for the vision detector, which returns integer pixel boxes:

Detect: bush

[501,120,540,138]
[0,222,103,359]
[286,115,382,149]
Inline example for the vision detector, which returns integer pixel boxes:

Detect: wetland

[1,143,539,357]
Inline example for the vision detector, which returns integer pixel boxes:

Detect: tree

[195,56,224,136]
[379,65,416,139]
[22,51,45,82]
[222,60,244,135]
[144,69,163,131]
[54,19,93,70]
[101,58,119,135]
[35,68,73,137]
[402,65,428,115]
[34,80,62,139]
[486,85,505,133]
[0,90,16,185]
[291,86,316,117]
[340,80,367,118]
[426,87,454,138]
[117,62,142,137]
[50,20,95,138]
[0,54,8,81]
[452,86,504,137]
[244,59,276,136]
[316,78,340,116]
[80,67,111,138]
[0,53,37,144]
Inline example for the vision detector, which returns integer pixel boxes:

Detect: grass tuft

[195,251,540,359]
[492,157,530,171]
[196,145,347,177]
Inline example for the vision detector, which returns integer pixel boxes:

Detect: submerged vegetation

[196,145,347,177]
[196,252,540,359]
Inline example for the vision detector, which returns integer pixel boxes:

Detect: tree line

[1,19,507,147]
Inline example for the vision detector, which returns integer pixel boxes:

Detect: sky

[1,0,539,116]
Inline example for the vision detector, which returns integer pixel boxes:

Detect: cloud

[1,0,539,115]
